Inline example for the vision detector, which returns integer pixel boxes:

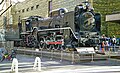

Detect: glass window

[26,8,29,11]
[31,6,34,10]
[18,10,21,13]
[36,5,39,9]
[22,9,24,13]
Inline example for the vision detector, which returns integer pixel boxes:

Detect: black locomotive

[15,1,101,51]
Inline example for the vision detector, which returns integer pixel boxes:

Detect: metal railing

[16,46,108,64]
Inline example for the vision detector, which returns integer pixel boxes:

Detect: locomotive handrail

[69,27,79,40]
[37,27,79,40]
[38,27,70,31]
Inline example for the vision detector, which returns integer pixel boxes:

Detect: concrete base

[16,48,108,63]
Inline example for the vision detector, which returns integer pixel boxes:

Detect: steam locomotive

[15,1,101,51]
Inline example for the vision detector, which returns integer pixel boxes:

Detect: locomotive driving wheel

[54,44,60,50]
[46,36,51,50]
[27,35,37,48]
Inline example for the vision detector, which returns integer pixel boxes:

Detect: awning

[106,13,120,23]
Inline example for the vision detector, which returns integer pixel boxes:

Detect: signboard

[76,47,95,55]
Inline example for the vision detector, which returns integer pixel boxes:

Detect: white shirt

[112,38,116,43]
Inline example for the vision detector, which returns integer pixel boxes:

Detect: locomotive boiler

[17,1,101,51]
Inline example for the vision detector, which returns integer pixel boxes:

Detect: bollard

[33,57,41,71]
[71,51,74,64]
[50,49,53,60]
[32,48,34,56]
[91,53,94,62]
[24,47,26,55]
[11,58,18,73]
[108,47,111,59]
[40,48,42,58]
[60,50,63,62]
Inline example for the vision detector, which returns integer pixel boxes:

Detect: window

[36,5,39,9]
[31,6,34,10]
[18,10,21,13]
[22,9,24,13]
[26,8,29,11]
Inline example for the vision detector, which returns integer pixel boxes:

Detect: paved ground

[0,54,120,73]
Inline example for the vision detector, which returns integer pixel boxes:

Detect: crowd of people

[100,34,118,53]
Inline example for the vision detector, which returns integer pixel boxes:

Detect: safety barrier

[16,47,108,64]
[10,57,41,73]
[11,58,18,73]
[33,57,41,71]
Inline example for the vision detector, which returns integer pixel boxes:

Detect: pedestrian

[0,51,5,62]
[11,49,16,59]
[105,41,109,51]
[112,35,116,52]
[102,34,106,39]
[101,41,105,53]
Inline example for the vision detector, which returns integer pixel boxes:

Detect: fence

[16,47,108,63]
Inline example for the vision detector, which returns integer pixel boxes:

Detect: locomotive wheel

[61,45,66,51]
[27,35,37,48]
[46,36,51,50]
[54,44,64,51]
[54,44,59,50]
[46,44,51,50]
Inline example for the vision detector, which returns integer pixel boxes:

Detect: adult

[112,35,116,52]
[0,51,5,62]
[101,41,105,53]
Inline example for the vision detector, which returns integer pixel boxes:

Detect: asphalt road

[0,54,120,73]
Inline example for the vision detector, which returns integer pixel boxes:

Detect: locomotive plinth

[16,47,108,63]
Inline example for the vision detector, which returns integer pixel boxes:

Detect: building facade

[1,0,120,37]
[11,0,86,29]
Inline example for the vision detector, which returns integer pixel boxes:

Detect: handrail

[37,27,79,40]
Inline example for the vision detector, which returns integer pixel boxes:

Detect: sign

[76,47,95,55]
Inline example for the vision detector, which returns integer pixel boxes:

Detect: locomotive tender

[17,1,101,51]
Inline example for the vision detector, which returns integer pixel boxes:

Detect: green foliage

[93,0,120,37]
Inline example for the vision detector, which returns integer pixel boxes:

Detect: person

[0,51,5,62]
[105,41,109,51]
[102,34,106,39]
[101,41,105,53]
[112,35,116,52]
[11,49,16,59]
